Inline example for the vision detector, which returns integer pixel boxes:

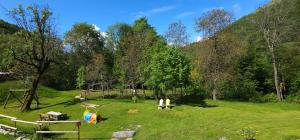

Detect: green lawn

[0,82,300,139]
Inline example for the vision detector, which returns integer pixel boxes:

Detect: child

[158,98,164,109]
[166,98,170,109]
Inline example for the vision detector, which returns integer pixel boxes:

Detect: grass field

[0,81,300,140]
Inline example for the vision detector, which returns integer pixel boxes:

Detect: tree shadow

[175,94,218,108]
[31,99,79,111]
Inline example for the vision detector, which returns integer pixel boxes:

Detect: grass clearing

[0,82,300,139]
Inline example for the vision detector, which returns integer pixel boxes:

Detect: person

[166,98,170,109]
[158,98,164,109]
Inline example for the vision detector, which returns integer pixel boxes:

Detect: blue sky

[0,0,270,42]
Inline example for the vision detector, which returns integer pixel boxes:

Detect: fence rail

[37,120,80,123]
[36,131,79,134]
[0,124,17,130]
[12,119,42,125]
[0,114,16,119]
[0,114,81,139]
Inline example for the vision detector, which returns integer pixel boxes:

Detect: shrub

[249,93,278,103]
[132,95,138,103]
[249,93,264,103]
[285,92,300,103]
[238,127,257,140]
[262,93,278,102]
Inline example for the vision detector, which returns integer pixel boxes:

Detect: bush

[132,95,138,103]
[285,92,300,103]
[249,93,264,103]
[249,93,279,103]
[238,127,257,140]
[262,93,278,102]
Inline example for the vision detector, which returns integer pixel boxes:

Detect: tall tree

[144,45,190,95]
[165,20,189,47]
[255,1,293,101]
[64,23,104,66]
[195,9,234,100]
[8,5,62,111]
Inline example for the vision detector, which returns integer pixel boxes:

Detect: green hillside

[184,0,300,101]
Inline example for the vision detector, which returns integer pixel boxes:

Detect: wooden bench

[0,124,17,136]
[36,120,81,140]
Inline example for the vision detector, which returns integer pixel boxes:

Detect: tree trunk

[142,85,146,99]
[180,86,183,97]
[212,78,217,101]
[212,88,217,101]
[21,75,41,111]
[270,46,282,101]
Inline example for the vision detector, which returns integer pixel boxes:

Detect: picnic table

[40,111,67,121]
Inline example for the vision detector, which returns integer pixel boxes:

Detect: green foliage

[143,46,190,91]
[262,93,278,103]
[0,20,20,71]
[0,19,20,34]
[64,23,104,66]
[76,66,86,89]
[132,95,138,103]
[239,127,257,140]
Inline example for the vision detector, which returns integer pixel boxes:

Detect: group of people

[158,98,171,109]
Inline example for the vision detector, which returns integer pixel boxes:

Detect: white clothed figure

[158,98,164,109]
[166,98,170,109]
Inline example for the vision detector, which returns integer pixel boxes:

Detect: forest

[0,0,300,139]
[0,0,300,111]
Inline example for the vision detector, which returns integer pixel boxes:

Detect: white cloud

[151,6,175,13]
[134,5,176,19]
[196,36,203,42]
[92,24,107,38]
[177,11,196,18]
[233,3,241,13]
[101,32,107,38]
[92,24,100,31]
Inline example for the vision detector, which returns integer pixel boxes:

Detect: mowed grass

[0,81,300,139]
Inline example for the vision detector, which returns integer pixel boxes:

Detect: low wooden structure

[0,114,42,137]
[0,114,17,136]
[36,120,81,140]
[0,114,80,139]
[0,72,14,81]
[3,89,29,109]
[3,89,39,109]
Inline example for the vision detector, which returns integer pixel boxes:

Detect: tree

[64,23,104,66]
[86,53,107,84]
[8,5,62,111]
[255,1,293,101]
[109,18,161,93]
[143,45,190,97]
[76,66,86,89]
[195,9,234,100]
[165,20,189,47]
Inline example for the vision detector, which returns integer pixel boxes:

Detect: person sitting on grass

[166,98,170,109]
[158,98,164,109]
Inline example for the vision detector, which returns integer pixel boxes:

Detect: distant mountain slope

[229,0,300,43]
[0,19,19,34]
[185,0,300,59]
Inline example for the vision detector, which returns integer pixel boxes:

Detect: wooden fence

[0,114,81,139]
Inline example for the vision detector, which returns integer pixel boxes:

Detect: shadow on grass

[175,94,218,108]
[31,99,79,111]
[282,135,300,140]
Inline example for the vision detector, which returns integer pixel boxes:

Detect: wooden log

[36,120,80,123]
[0,124,17,130]
[0,114,16,119]
[36,131,78,134]
[12,119,42,125]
